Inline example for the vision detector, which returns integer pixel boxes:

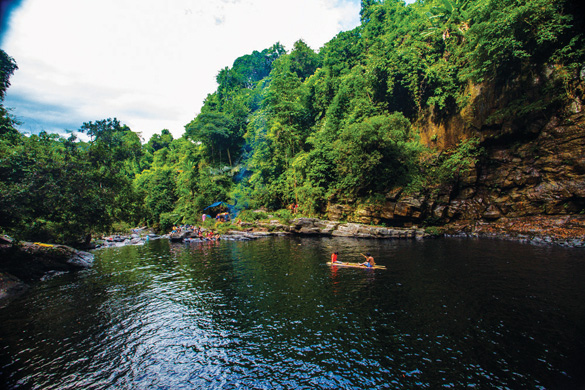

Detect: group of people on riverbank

[171,225,222,242]
[171,224,195,234]
[184,230,221,242]
[201,212,231,223]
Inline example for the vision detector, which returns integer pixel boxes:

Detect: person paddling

[359,253,375,268]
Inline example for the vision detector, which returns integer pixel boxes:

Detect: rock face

[324,94,585,245]
[429,113,585,236]
[326,198,425,228]
[288,218,427,239]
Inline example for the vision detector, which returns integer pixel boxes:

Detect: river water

[1,237,584,389]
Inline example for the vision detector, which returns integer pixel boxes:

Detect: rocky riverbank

[91,217,429,247]
[94,229,276,248]
[102,216,583,248]
[443,215,585,247]
[0,235,94,308]
[254,216,585,247]
[160,218,429,243]
[282,218,428,239]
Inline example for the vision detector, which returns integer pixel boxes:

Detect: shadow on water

[1,237,584,389]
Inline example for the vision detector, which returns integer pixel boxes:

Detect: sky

[0,0,412,141]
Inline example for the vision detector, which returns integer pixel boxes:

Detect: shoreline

[2,216,583,308]
[443,215,585,248]
[94,216,585,249]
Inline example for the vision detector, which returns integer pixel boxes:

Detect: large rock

[66,248,95,268]
[0,272,29,309]
[326,204,353,221]
[0,241,94,307]
[329,195,426,225]
[0,235,13,245]
[379,202,396,219]
[289,218,339,235]
[355,206,380,224]
[287,218,425,239]
[386,187,403,201]
[0,242,94,283]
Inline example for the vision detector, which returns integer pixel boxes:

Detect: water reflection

[1,237,584,389]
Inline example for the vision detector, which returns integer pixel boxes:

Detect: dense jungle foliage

[1,0,584,245]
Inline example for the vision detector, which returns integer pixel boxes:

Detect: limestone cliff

[326,74,585,246]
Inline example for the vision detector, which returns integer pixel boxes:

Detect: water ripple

[1,238,584,389]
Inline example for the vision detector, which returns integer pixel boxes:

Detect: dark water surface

[1,237,584,389]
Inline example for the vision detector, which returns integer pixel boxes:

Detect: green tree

[145,129,173,154]
[134,167,177,225]
[185,112,236,165]
[459,0,582,84]
[80,118,142,175]
[334,113,419,197]
[0,49,18,101]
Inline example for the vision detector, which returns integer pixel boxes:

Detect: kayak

[327,261,387,270]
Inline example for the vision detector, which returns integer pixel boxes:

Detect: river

[1,237,584,389]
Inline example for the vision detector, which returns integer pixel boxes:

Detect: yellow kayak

[327,261,387,270]
[34,242,54,247]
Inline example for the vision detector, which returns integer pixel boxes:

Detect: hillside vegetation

[1,0,584,245]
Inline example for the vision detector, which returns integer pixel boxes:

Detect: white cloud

[2,0,361,140]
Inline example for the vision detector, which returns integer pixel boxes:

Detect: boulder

[380,202,396,219]
[394,202,412,218]
[432,205,447,219]
[332,223,365,237]
[66,247,95,268]
[483,205,503,220]
[0,242,94,307]
[459,163,478,186]
[0,235,13,246]
[0,272,29,309]
[289,218,328,235]
[326,203,353,221]
[355,206,378,224]
[316,220,340,234]
[0,242,94,283]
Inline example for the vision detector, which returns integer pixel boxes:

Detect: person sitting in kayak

[331,252,340,263]
[359,253,375,268]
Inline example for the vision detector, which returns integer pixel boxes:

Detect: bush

[273,209,294,224]
[214,221,240,234]
[12,219,91,247]
[434,137,484,183]
[238,210,269,222]
[159,212,181,233]
[424,226,444,237]
[110,221,133,234]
